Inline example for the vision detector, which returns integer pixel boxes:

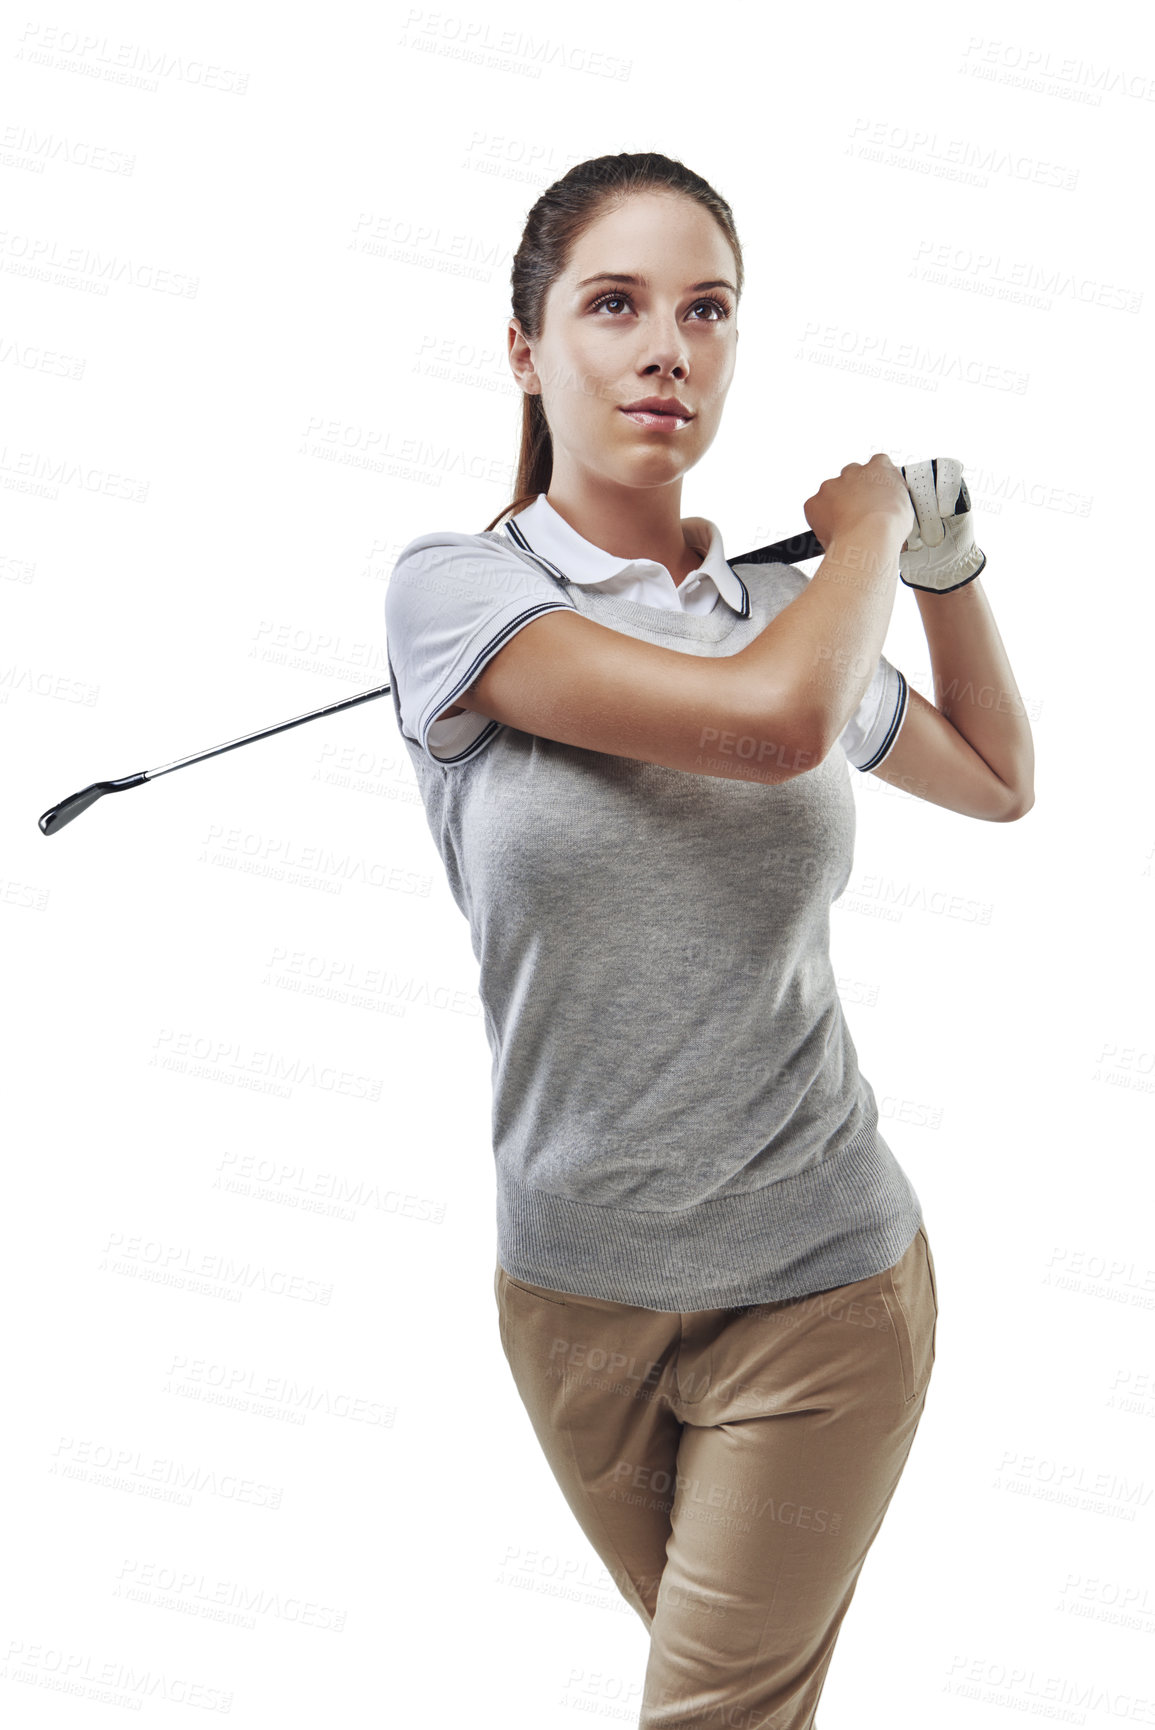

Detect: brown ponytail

[483,152,744,535]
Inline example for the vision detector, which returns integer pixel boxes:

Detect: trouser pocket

[878,1226,937,1405]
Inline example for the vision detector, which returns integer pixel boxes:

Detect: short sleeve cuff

[414,596,573,765]
[839,658,909,772]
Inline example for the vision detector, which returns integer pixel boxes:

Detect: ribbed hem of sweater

[495,1114,924,1312]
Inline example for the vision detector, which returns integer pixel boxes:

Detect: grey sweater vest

[387,530,922,1311]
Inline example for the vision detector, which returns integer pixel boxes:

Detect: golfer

[384,151,1034,1729]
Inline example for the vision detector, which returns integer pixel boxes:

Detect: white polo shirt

[426,492,908,772]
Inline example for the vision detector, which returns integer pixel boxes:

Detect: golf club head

[39,771,149,835]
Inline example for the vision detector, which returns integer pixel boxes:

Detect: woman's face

[512,191,739,492]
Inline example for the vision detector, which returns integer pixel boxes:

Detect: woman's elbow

[1000,785,1036,821]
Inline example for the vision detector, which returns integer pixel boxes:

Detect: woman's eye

[588,291,731,321]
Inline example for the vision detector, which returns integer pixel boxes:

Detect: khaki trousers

[495,1223,938,1729]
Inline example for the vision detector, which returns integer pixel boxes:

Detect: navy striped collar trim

[499,515,751,619]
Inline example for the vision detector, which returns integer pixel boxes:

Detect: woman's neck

[543,487,700,584]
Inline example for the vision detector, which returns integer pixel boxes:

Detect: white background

[4,2,1154,1725]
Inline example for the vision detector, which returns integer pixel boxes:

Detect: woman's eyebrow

[575,272,737,294]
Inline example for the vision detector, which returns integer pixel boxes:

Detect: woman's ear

[508,320,538,392]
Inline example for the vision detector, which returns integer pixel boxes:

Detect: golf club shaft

[36,526,825,836]
[38,683,392,835]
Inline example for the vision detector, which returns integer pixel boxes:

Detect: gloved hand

[899,457,986,593]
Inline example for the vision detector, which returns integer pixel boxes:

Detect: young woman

[384,152,1033,1729]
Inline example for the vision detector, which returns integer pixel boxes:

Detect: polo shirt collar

[505,492,750,616]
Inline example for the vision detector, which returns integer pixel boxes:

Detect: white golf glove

[899,457,986,593]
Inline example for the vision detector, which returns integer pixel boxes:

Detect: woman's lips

[619,409,692,431]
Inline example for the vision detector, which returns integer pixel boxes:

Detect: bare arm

[868,577,1035,819]
[451,607,822,787]
[728,511,907,761]
[912,576,1034,806]
[450,457,913,786]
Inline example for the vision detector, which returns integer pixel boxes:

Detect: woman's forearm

[914,577,1035,805]
[734,514,906,762]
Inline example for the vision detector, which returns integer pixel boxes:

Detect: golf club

[40,469,964,839]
